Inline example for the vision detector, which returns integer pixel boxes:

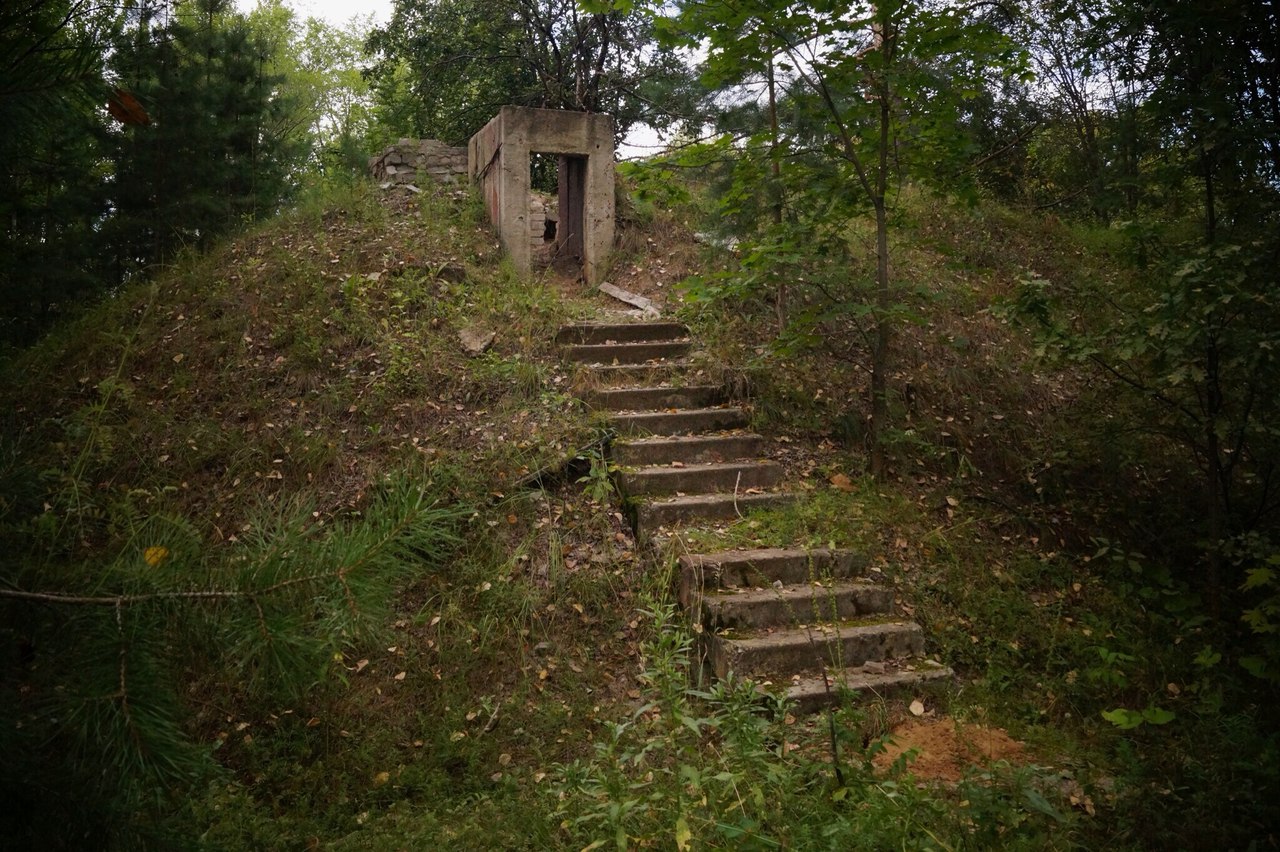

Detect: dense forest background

[2,0,1279,847]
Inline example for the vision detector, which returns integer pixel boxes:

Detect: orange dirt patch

[874,720,1027,782]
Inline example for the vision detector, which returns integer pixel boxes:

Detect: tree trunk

[869,196,890,479]
[1204,418,1225,618]
[1204,335,1225,618]
[767,54,786,332]
[869,77,892,480]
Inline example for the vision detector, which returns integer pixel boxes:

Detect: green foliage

[0,470,467,847]
[551,603,1076,849]
[366,0,695,144]
[103,0,308,276]
[576,449,618,505]
[1,0,369,345]
[246,1,379,185]
[651,0,1026,474]
[1012,235,1280,603]
[0,0,121,345]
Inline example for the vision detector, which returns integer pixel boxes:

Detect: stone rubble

[369,139,468,187]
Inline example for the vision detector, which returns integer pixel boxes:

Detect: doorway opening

[528,152,587,275]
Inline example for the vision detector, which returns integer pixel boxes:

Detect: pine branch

[0,571,338,606]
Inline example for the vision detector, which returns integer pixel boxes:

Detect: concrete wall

[369,139,468,186]
[468,106,614,284]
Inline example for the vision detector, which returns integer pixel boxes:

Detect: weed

[576,449,617,505]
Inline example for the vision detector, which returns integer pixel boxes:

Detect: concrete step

[634,491,795,531]
[587,385,724,412]
[610,407,749,436]
[565,341,691,364]
[556,322,689,345]
[784,663,954,714]
[613,433,764,467]
[709,620,925,680]
[618,460,784,497]
[581,362,695,387]
[701,582,894,631]
[679,548,867,595]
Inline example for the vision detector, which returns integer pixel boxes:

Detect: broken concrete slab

[599,282,659,317]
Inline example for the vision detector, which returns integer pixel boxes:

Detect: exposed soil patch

[874,719,1027,782]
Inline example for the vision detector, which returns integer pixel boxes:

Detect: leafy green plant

[576,449,617,505]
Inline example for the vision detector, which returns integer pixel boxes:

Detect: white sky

[237,0,393,27]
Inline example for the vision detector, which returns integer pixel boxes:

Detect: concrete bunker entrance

[528,152,588,273]
[468,107,614,285]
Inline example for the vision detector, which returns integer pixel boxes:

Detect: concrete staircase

[558,319,950,711]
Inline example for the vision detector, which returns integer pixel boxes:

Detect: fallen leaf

[830,473,855,492]
[909,699,926,716]
[675,816,692,850]
[394,671,406,681]
[373,771,390,787]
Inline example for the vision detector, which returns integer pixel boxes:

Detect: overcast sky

[238,0,393,27]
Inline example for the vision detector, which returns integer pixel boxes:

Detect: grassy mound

[2,177,1274,849]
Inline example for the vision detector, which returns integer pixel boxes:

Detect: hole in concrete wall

[528,153,558,267]
[530,153,558,194]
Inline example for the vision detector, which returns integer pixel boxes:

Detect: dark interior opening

[556,154,587,263]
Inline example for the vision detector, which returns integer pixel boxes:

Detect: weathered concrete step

[679,548,866,595]
[634,491,795,531]
[587,385,723,412]
[619,460,784,497]
[702,582,894,631]
[614,433,764,467]
[581,362,695,387]
[611,407,749,436]
[784,663,954,714]
[556,322,689,345]
[565,341,691,364]
[710,620,925,680]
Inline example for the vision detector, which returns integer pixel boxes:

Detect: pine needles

[0,469,467,846]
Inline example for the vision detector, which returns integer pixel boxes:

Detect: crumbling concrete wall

[369,139,468,186]
[468,106,614,284]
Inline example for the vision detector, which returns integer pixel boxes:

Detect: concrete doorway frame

[469,106,614,284]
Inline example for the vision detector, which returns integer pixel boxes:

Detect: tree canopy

[364,0,700,143]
